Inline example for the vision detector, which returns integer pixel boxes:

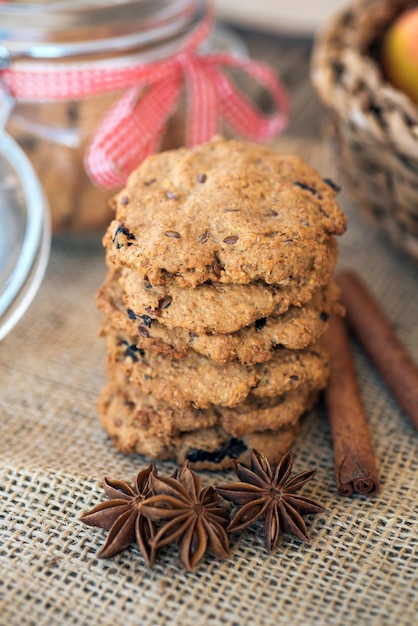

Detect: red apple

[381,7,418,104]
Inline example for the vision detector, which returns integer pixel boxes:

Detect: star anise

[215,449,324,553]
[80,463,157,565]
[139,462,231,571]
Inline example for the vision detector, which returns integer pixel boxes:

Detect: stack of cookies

[96,137,346,470]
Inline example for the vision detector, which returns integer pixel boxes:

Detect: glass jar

[0,110,51,341]
[0,0,213,233]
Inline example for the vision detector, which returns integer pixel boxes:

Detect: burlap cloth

[1,137,417,626]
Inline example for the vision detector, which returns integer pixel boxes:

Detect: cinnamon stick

[324,314,380,496]
[336,270,418,431]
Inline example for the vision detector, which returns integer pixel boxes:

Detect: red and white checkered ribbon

[0,13,289,189]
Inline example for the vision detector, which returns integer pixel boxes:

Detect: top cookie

[103,136,346,288]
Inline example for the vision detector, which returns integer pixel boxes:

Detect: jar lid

[0,117,51,341]
[0,0,205,60]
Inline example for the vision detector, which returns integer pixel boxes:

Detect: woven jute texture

[1,138,417,626]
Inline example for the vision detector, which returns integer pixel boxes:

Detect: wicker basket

[311,0,418,261]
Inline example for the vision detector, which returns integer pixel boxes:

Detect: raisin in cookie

[103,136,346,288]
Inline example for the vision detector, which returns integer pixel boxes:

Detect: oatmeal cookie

[107,330,330,409]
[114,237,338,334]
[99,382,299,470]
[104,366,319,438]
[97,273,343,364]
[103,136,346,288]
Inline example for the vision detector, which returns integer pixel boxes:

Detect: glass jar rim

[0,0,206,60]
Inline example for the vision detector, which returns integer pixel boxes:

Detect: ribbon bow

[0,13,289,190]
